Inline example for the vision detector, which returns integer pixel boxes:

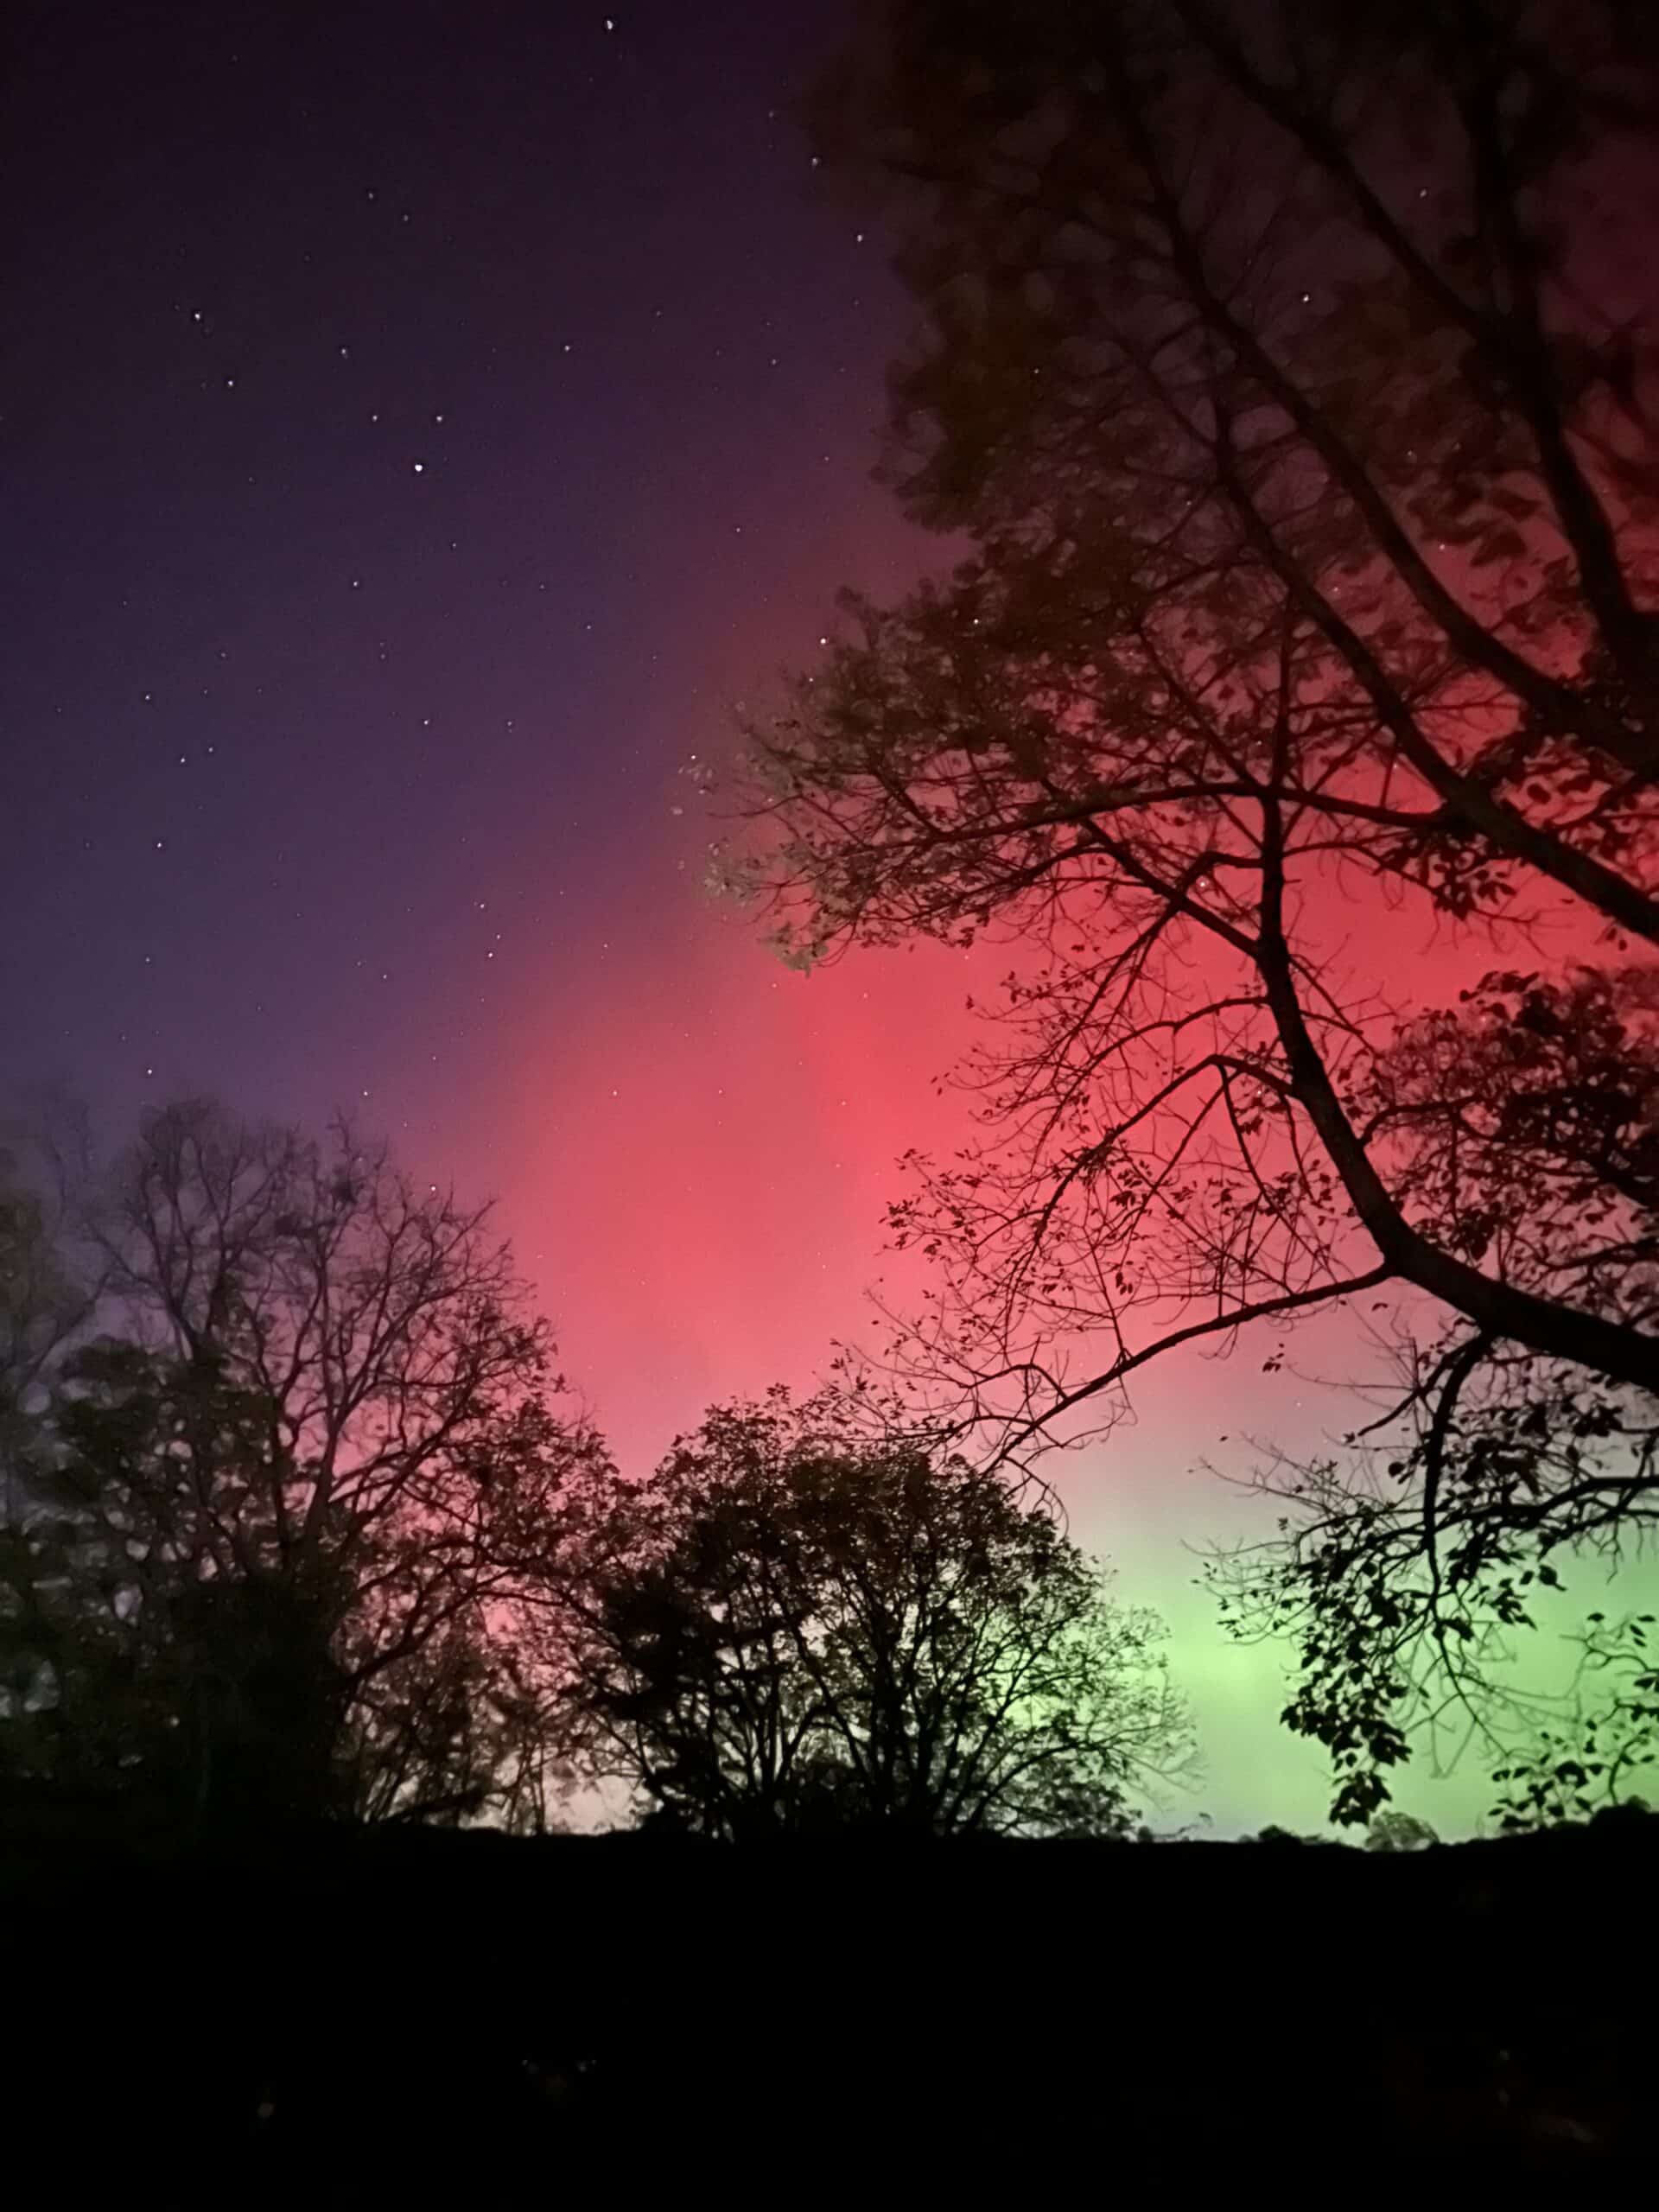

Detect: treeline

[0,1099,1192,1842]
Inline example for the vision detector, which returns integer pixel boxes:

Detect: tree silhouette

[545,1389,1194,1838]
[1207,963,1657,1819]
[0,1102,602,1829]
[722,1,1658,1814]
[1486,1610,1657,1827]
[1364,1808,1439,1851]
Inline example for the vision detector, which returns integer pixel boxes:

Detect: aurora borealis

[10,0,1633,1839]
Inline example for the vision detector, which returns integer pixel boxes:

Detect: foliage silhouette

[724,0,1659,1818]
[540,1388,1194,1836]
[1365,1808,1440,1851]
[0,1102,602,1830]
[1487,1611,1658,1827]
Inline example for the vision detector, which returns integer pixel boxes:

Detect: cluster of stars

[48,10,896,1147]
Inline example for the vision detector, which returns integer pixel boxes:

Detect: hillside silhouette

[5,1793,1652,2191]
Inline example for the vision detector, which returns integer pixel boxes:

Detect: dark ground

[3,1797,1652,2195]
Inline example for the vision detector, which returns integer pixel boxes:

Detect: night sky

[2,0,1566,1834]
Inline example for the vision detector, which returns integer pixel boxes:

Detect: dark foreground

[3,1802,1653,2195]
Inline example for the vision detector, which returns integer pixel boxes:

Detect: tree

[1363,1808,1439,1850]
[0,1101,601,1828]
[0,1141,101,1781]
[1205,962,1657,1820]
[0,1143,89,1428]
[721,2,1659,1813]
[1486,1610,1657,1827]
[545,1388,1194,1839]
[0,1127,95,1533]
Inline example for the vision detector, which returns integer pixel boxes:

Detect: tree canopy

[723,0,1659,1816]
[0,1102,601,1829]
[542,1389,1194,1838]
